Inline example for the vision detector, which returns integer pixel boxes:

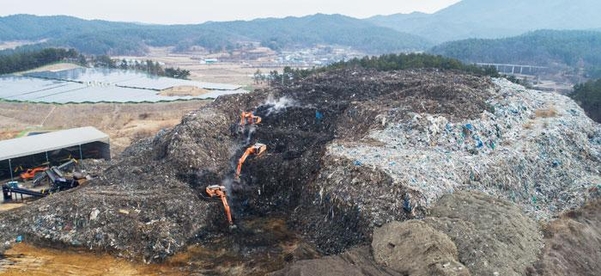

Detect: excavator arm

[236,151,251,180]
[206,185,234,226]
[235,143,267,180]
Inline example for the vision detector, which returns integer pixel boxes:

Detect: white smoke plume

[263,94,297,116]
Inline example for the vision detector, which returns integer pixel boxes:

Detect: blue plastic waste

[315,110,324,121]
[445,123,453,132]
[476,139,483,148]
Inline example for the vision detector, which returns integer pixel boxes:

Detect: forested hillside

[429,30,601,78]
[0,14,430,55]
[0,48,80,74]
[571,79,601,122]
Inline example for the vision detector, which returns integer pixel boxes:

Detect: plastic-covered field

[0,68,245,103]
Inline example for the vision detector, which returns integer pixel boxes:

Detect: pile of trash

[0,67,600,275]
[326,78,601,221]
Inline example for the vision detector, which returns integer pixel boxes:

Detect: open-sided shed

[0,126,110,180]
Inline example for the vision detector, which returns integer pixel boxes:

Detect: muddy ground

[1,68,600,275]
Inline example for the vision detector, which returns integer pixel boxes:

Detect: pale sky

[0,0,461,24]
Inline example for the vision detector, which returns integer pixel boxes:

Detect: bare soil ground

[158,86,210,96]
[0,243,180,276]
[527,196,601,276]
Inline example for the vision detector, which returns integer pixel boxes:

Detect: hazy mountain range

[0,0,600,58]
[368,0,601,43]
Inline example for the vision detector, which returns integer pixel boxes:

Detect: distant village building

[201,58,219,64]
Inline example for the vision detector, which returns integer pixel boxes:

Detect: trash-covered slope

[0,106,241,262]
[324,78,601,222]
[1,68,600,275]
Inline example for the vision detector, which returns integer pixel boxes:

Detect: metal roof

[0,127,109,161]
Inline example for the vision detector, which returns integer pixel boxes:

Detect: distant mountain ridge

[0,14,431,55]
[2,0,601,57]
[368,0,601,43]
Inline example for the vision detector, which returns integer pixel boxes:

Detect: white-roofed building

[0,127,110,180]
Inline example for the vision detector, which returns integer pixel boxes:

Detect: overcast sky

[0,0,461,24]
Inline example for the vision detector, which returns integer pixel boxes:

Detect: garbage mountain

[0,68,600,275]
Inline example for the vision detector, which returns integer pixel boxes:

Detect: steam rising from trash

[263,94,297,116]
[244,125,257,145]
[222,177,235,197]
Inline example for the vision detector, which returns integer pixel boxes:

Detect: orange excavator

[240,111,262,127]
[205,185,235,227]
[20,166,49,181]
[235,142,267,181]
[238,111,262,133]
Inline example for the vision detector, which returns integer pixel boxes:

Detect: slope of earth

[424,191,543,276]
[0,67,600,275]
[526,196,601,276]
[270,190,545,276]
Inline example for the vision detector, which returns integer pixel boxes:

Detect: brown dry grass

[0,101,208,157]
[159,85,210,96]
[115,46,282,87]
[535,107,558,118]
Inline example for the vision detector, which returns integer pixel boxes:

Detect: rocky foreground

[0,68,600,275]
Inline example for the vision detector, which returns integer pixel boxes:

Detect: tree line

[571,79,601,123]
[0,14,431,56]
[96,56,190,79]
[0,48,189,79]
[262,53,499,86]
[0,48,81,74]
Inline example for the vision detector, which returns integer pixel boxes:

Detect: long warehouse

[0,126,110,180]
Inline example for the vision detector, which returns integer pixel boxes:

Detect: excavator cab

[240,111,262,126]
[237,111,262,134]
[20,166,49,181]
[205,185,235,227]
[235,143,267,181]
